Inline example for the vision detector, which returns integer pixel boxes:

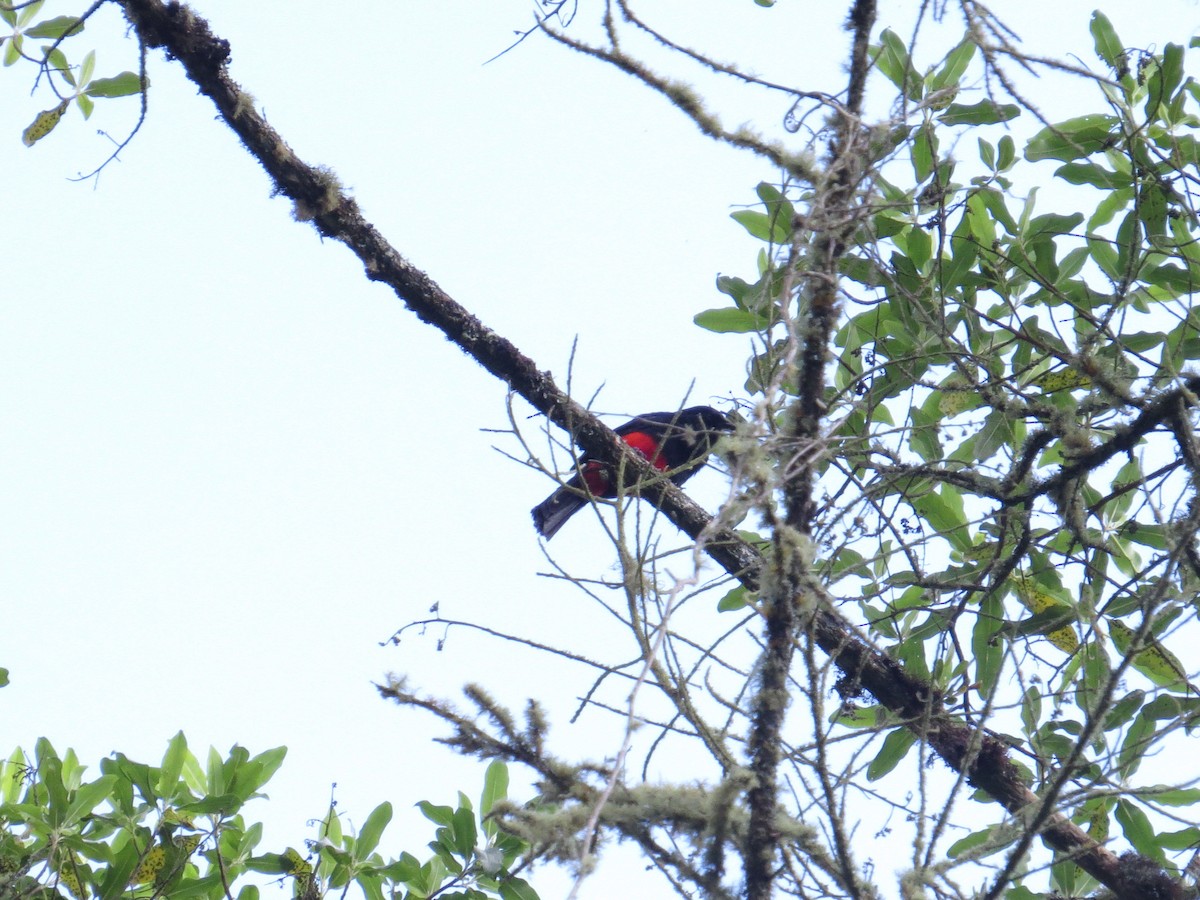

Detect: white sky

[3,2,1200,897]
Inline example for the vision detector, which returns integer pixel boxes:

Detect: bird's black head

[681,405,736,435]
[659,406,736,466]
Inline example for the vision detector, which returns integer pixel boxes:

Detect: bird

[531,405,734,540]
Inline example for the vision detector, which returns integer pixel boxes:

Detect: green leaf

[499,876,541,900]
[206,746,225,795]
[996,135,1015,170]
[62,775,116,827]
[1027,211,1083,239]
[178,792,240,815]
[418,801,455,827]
[715,274,751,305]
[1144,262,1199,295]
[1025,115,1118,162]
[911,122,937,182]
[754,182,795,235]
[479,761,508,822]
[247,853,291,875]
[717,584,751,611]
[1088,187,1133,230]
[1054,162,1129,190]
[449,805,477,858]
[904,226,932,270]
[867,727,916,780]
[25,15,83,39]
[0,668,8,688]
[157,732,189,799]
[730,209,789,244]
[356,802,392,858]
[872,213,908,239]
[85,71,144,98]
[1115,800,1165,863]
[1103,690,1145,731]
[874,28,921,101]
[97,839,140,899]
[1114,208,1138,276]
[928,39,976,94]
[693,307,771,333]
[947,824,1014,859]
[104,752,157,806]
[972,594,1005,694]
[37,739,67,824]
[974,187,1017,235]
[79,48,94,86]
[840,256,889,288]
[1051,859,1088,897]
[908,405,943,462]
[43,45,68,77]
[380,851,422,884]
[2,748,26,804]
[938,101,1019,126]
[3,36,21,67]
[1154,43,1185,109]
[911,485,970,552]
[1086,234,1120,279]
[16,0,44,27]
[320,806,344,846]
[223,745,285,803]
[1089,11,1125,70]
[1020,686,1042,738]
[1139,183,1168,239]
[977,138,995,169]
[974,410,1015,464]
[1138,787,1200,806]
[833,705,886,728]
[1160,827,1200,851]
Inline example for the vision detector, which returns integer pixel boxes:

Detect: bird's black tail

[531,488,589,540]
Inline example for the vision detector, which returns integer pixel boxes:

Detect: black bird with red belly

[531,405,734,539]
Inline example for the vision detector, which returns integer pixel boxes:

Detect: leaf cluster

[1,0,143,146]
[691,12,1200,893]
[0,732,538,900]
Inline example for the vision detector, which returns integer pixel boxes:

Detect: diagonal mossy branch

[114,3,1186,898]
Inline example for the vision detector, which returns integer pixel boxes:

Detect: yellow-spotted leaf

[1107,619,1196,693]
[131,844,166,885]
[280,847,314,898]
[925,84,958,111]
[280,848,310,876]
[1079,797,1111,843]
[22,100,69,147]
[1031,368,1091,393]
[1013,578,1079,653]
[937,374,979,416]
[962,541,996,563]
[57,850,89,900]
[162,808,195,829]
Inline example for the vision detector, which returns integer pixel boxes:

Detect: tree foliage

[8,1,1200,899]
[0,727,537,900]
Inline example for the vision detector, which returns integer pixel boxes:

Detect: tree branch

[115,4,1184,898]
